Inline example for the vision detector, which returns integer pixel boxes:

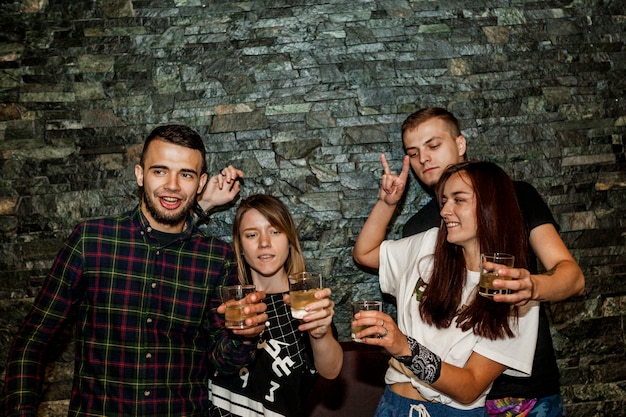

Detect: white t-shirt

[379,228,539,410]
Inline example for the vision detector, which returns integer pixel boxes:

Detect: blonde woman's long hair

[232,194,306,284]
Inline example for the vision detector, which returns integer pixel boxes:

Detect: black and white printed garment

[209,292,318,417]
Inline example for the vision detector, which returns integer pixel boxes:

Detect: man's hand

[380,154,410,206]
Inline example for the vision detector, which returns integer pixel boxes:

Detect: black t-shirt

[402,181,561,399]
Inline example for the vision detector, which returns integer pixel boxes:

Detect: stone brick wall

[0,0,624,415]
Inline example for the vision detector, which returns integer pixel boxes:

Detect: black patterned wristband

[393,335,442,384]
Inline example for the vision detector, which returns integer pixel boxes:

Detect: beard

[141,189,194,227]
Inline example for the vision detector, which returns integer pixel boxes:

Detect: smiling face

[239,208,291,288]
[134,138,208,232]
[403,117,466,188]
[439,171,479,254]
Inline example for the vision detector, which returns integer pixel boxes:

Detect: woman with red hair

[353,159,539,417]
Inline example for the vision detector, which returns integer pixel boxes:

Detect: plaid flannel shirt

[3,205,256,417]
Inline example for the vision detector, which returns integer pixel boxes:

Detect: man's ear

[197,173,209,195]
[456,135,467,158]
[135,164,144,187]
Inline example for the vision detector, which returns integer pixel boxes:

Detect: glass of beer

[478,253,515,297]
[220,284,257,329]
[288,272,322,319]
[351,300,382,342]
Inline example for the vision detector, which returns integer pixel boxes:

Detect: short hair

[232,195,306,284]
[140,125,207,174]
[401,107,462,140]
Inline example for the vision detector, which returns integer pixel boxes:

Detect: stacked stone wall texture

[0,0,624,415]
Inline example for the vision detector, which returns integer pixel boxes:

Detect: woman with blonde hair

[209,194,343,417]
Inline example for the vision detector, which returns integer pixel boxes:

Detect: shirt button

[144,390,151,397]
[146,318,153,324]
[151,282,157,289]
[146,353,152,359]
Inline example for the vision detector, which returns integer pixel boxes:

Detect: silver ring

[379,327,388,338]
[381,319,384,327]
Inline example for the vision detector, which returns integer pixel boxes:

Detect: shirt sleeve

[3,224,85,417]
[513,181,559,232]
[473,301,540,376]
[379,229,438,297]
[206,247,257,375]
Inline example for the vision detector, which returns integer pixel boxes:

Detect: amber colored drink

[351,325,369,343]
[351,300,382,342]
[288,272,322,319]
[290,288,319,319]
[478,272,512,297]
[478,253,515,298]
[224,302,256,329]
[220,284,256,329]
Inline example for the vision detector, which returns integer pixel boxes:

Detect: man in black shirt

[398,108,584,416]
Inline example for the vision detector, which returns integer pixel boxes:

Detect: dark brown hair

[140,125,207,175]
[419,161,529,340]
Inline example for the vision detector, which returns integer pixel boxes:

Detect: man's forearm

[531,260,585,302]
[353,199,398,268]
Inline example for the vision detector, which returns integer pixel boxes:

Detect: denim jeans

[528,394,564,417]
[374,386,487,417]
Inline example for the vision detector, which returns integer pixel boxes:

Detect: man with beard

[3,125,268,417]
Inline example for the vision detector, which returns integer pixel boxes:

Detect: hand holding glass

[288,272,322,319]
[351,300,382,342]
[478,253,515,297]
[221,285,257,329]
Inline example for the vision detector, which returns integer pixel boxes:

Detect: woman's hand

[284,288,334,339]
[352,310,411,357]
[379,154,410,207]
[217,290,268,340]
[488,264,535,306]
[197,165,244,213]
[286,288,343,379]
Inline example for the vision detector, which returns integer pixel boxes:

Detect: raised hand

[198,165,244,213]
[379,153,411,206]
